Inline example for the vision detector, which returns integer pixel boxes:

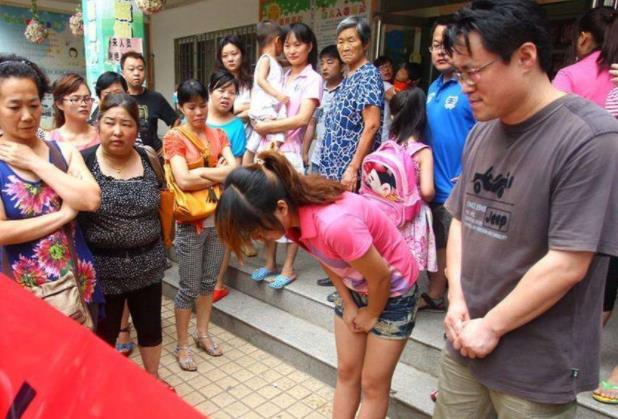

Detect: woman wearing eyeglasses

[50,73,100,151]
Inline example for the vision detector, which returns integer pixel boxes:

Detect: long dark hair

[216,35,252,90]
[579,6,618,69]
[283,23,318,69]
[390,88,427,144]
[216,151,346,257]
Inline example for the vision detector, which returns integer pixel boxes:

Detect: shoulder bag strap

[175,126,211,166]
[139,145,165,188]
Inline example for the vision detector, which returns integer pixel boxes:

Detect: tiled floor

[129,297,335,418]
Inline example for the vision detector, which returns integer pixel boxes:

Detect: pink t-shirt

[279,64,323,154]
[286,192,418,297]
[553,51,613,108]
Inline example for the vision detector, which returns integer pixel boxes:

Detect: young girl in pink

[391,88,437,274]
[215,151,420,418]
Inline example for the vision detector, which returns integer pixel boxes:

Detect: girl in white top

[244,21,288,163]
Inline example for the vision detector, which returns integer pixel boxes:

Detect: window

[174,24,257,87]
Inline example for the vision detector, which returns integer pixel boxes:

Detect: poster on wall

[81,0,145,94]
[259,0,371,51]
[0,5,86,129]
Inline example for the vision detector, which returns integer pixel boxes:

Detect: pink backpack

[360,140,423,227]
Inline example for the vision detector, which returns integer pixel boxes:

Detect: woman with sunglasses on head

[50,73,99,151]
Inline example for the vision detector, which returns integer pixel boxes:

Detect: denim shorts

[334,285,419,340]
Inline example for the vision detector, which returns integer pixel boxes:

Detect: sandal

[268,273,296,289]
[212,287,229,303]
[115,326,135,357]
[175,345,197,371]
[418,292,446,312]
[593,380,618,404]
[251,267,276,282]
[193,331,223,357]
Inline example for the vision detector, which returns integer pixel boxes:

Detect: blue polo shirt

[426,74,475,204]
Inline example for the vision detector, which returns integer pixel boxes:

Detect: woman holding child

[251,22,323,289]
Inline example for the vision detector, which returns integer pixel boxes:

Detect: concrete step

[163,261,618,419]
[225,249,445,379]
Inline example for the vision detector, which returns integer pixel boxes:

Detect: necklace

[99,151,129,176]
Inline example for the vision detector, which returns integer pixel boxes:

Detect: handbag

[1,142,93,329]
[164,126,222,223]
[142,146,175,249]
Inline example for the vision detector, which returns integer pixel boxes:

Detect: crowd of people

[1,0,618,417]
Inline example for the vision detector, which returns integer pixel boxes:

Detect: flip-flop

[268,274,297,289]
[251,267,276,282]
[592,380,618,404]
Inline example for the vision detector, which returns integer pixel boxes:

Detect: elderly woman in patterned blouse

[319,16,384,191]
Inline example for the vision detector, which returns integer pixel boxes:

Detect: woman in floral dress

[0,58,102,316]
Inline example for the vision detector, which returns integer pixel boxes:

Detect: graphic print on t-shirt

[137,104,149,144]
[463,165,515,240]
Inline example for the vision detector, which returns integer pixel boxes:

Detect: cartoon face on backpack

[363,161,398,201]
[359,140,423,227]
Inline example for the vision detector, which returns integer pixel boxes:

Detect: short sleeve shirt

[207,117,247,158]
[319,63,384,181]
[133,89,178,152]
[163,126,229,168]
[445,95,618,404]
[552,51,614,108]
[279,64,323,155]
[286,192,418,296]
[426,74,475,204]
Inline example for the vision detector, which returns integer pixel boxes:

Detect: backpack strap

[405,140,429,157]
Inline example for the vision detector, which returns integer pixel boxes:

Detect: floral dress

[0,142,100,303]
[400,141,437,272]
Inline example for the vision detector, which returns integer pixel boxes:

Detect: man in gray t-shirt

[433,1,618,418]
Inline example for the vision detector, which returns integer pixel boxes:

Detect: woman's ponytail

[600,9,618,69]
[258,151,346,207]
[216,151,345,258]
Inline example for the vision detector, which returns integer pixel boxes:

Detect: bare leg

[357,334,407,418]
[214,248,230,291]
[116,301,131,345]
[280,243,299,278]
[195,294,214,336]
[140,345,162,376]
[333,316,367,419]
[174,307,193,365]
[264,240,277,271]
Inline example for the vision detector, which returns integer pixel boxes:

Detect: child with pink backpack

[360,88,437,273]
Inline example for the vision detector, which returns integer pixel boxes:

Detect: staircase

[162,247,618,418]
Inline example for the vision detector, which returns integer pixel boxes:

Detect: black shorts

[604,256,618,312]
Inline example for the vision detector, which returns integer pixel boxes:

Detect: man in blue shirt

[421,20,476,311]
